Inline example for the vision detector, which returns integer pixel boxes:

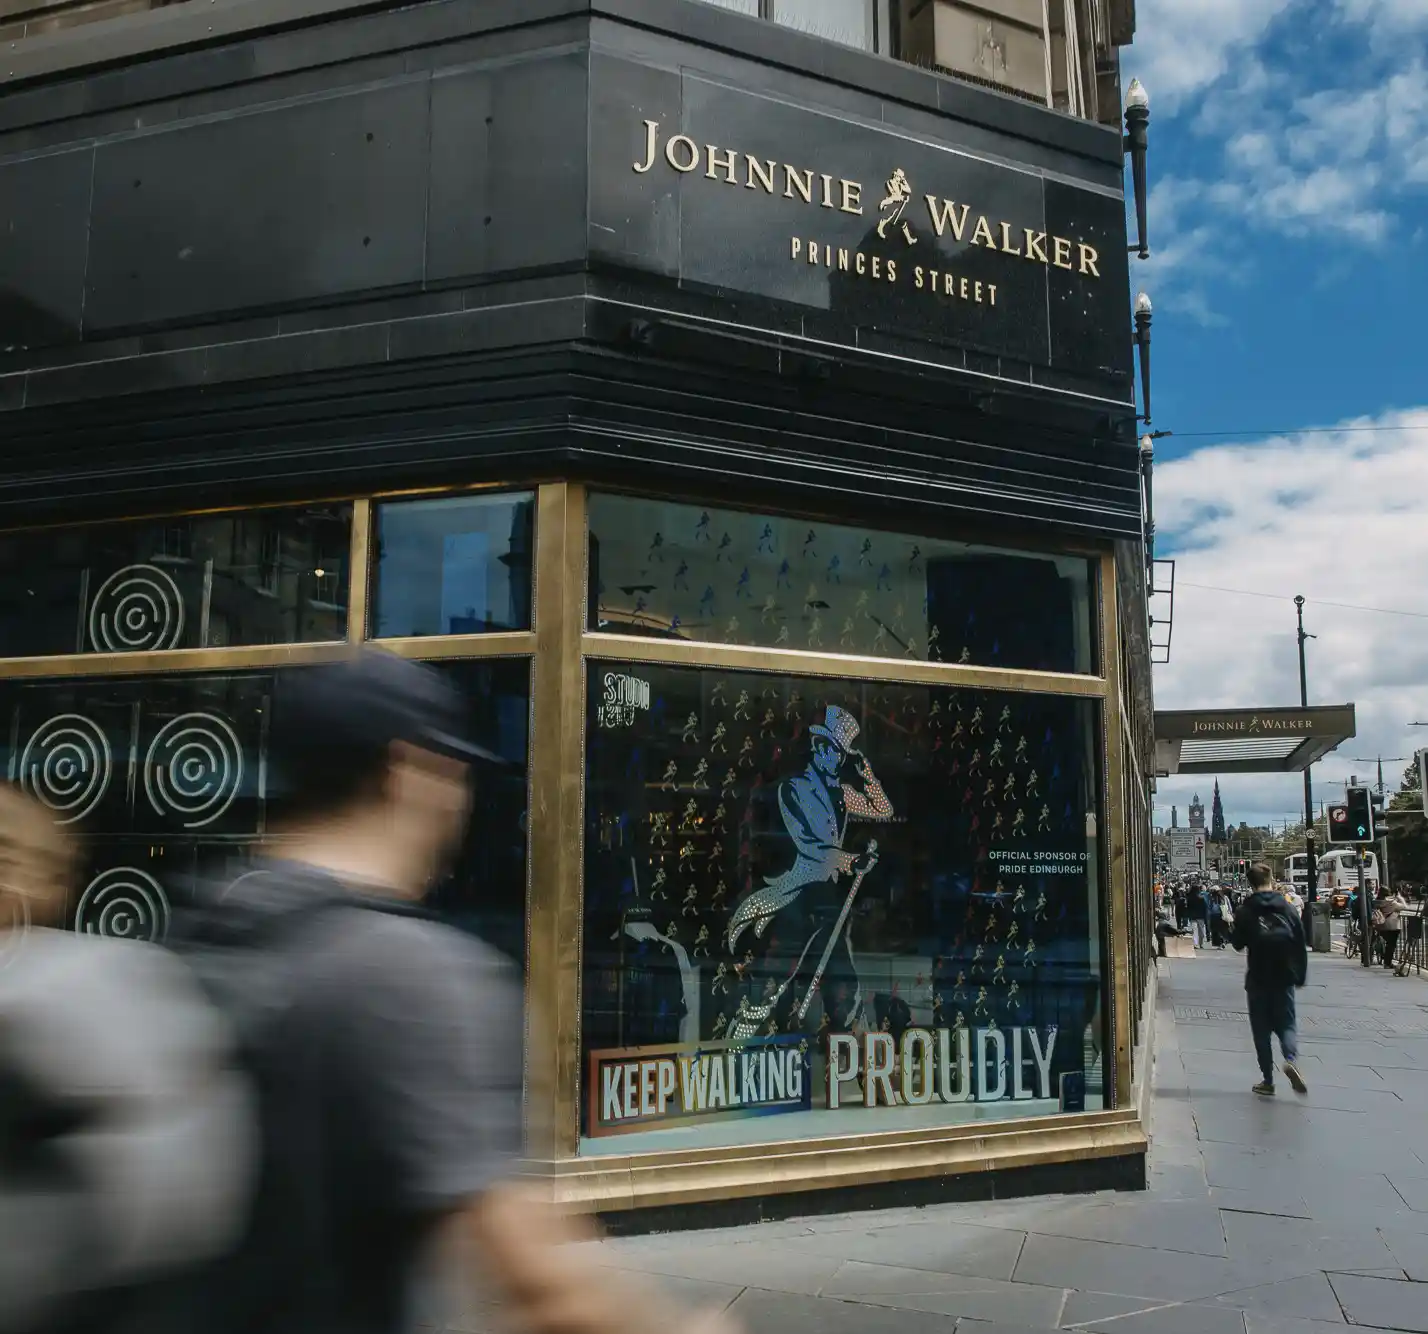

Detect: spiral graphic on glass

[75,868,170,943]
[144,712,244,829]
[18,714,114,825]
[88,563,186,653]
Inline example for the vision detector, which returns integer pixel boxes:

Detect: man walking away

[1186,880,1209,950]
[1373,887,1410,971]
[1232,863,1309,1097]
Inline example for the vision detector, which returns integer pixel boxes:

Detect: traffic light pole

[1376,761,1392,895]
[1296,597,1322,947]
[1359,855,1371,968]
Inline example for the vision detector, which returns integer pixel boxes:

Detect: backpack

[1255,906,1297,951]
[0,930,257,1334]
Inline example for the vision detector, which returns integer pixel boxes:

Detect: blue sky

[1121,0,1428,831]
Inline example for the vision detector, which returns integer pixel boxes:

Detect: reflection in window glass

[0,661,530,972]
[425,659,532,970]
[774,0,874,48]
[580,662,1106,1155]
[0,506,352,660]
[589,495,1095,674]
[374,494,535,638]
[700,0,760,12]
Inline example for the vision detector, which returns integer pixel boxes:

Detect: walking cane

[796,840,879,1025]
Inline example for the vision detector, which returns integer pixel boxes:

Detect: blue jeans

[1247,985,1298,1082]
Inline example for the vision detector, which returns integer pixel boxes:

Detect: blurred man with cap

[184,649,730,1334]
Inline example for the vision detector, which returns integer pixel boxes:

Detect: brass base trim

[527,1110,1147,1212]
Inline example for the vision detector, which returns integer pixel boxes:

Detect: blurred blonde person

[0,780,79,945]
[0,784,254,1334]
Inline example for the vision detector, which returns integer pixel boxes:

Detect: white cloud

[1151,409,1428,829]
[1128,3,1428,321]
[1127,0,1293,111]
[1335,0,1428,31]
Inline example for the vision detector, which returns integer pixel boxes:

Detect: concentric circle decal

[18,714,114,825]
[143,712,244,829]
[88,564,185,653]
[75,868,170,943]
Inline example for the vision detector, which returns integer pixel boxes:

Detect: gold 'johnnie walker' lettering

[632,120,1103,281]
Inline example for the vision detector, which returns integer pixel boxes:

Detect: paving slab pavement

[422,940,1428,1334]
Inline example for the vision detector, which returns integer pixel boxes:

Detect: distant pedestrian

[1372,887,1410,971]
[1186,881,1209,949]
[1174,886,1187,930]
[1231,863,1309,1097]
[1209,889,1228,948]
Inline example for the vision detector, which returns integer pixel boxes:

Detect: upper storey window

[701,0,882,52]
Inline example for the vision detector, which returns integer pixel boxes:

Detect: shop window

[589,495,1096,674]
[580,661,1106,1154]
[0,506,353,660]
[373,493,535,639]
[0,660,530,971]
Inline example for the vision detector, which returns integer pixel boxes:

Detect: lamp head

[1140,434,1154,458]
[1135,291,1153,317]
[1125,78,1150,112]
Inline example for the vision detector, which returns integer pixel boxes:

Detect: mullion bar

[0,641,353,681]
[377,633,536,661]
[1100,552,1132,1110]
[525,483,589,1168]
[582,632,1109,698]
[347,499,373,644]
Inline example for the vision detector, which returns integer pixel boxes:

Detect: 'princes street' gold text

[632,119,1102,281]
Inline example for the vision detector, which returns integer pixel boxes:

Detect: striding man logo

[877,169,919,246]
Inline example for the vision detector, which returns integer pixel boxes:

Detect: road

[431,942,1428,1334]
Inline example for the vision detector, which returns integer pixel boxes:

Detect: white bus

[1284,853,1310,892]
[1317,848,1379,900]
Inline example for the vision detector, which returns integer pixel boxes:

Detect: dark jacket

[1231,890,1308,989]
[1186,887,1209,921]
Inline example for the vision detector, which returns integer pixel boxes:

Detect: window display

[1,660,530,968]
[589,495,1096,674]
[581,662,1106,1152]
[374,493,535,638]
[0,505,352,659]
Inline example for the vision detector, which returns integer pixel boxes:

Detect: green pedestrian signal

[1329,787,1375,844]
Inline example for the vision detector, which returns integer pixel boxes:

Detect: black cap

[271,649,509,770]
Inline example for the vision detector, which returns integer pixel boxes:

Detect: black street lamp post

[1124,79,1150,260]
[1134,292,1153,425]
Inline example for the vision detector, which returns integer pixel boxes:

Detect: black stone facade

[0,0,1140,543]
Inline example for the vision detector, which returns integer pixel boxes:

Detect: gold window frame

[0,480,1143,1212]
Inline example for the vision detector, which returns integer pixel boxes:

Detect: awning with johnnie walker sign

[1153,705,1357,776]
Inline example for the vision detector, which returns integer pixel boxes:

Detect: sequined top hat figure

[809,705,862,756]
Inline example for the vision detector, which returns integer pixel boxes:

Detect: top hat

[809,705,861,755]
